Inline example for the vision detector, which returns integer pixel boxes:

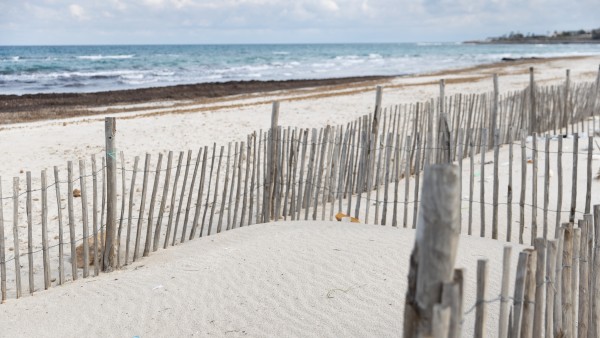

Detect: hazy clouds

[1,0,598,45]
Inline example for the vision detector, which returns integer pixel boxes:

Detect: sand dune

[0,221,526,337]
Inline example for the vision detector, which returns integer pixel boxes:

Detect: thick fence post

[403,164,460,337]
[103,117,117,272]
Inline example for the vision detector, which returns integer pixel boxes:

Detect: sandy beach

[0,54,599,336]
[0,221,528,337]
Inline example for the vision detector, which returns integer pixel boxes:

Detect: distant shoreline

[466,40,600,45]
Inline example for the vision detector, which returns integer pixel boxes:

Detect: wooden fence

[0,66,599,328]
[405,163,600,338]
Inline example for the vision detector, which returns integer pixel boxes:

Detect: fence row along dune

[0,66,600,336]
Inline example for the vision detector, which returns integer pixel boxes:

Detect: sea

[1,43,600,95]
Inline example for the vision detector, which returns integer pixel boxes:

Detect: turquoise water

[1,43,600,95]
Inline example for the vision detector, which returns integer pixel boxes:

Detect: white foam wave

[77,54,135,60]
[416,42,443,46]
[272,51,290,55]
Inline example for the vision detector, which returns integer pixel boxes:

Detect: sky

[0,0,598,45]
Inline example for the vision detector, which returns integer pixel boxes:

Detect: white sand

[0,221,527,337]
[0,55,599,335]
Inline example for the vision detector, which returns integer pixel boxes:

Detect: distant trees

[508,32,524,39]
[488,27,600,42]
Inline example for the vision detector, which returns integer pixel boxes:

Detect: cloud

[0,0,599,45]
[69,4,89,21]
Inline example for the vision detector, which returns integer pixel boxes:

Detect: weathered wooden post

[592,205,600,337]
[521,248,537,338]
[492,74,499,150]
[530,67,536,134]
[265,101,279,222]
[565,69,571,134]
[545,240,557,338]
[512,250,530,337]
[499,246,512,338]
[474,259,489,338]
[367,86,382,195]
[562,223,574,338]
[533,238,546,338]
[103,117,117,272]
[0,179,5,303]
[403,164,460,337]
[578,217,591,338]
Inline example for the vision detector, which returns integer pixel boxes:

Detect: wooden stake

[164,152,183,248]
[474,259,488,338]
[153,151,173,251]
[499,246,512,338]
[172,150,192,245]
[562,223,574,338]
[592,205,600,338]
[556,137,563,235]
[0,179,5,302]
[91,156,100,276]
[511,250,530,338]
[586,137,593,214]
[207,146,224,236]
[181,148,201,242]
[492,128,500,239]
[217,143,231,233]
[117,152,126,267]
[480,128,487,237]
[532,133,538,243]
[143,153,162,257]
[133,154,150,262]
[469,132,474,235]
[572,227,581,336]
[200,145,217,236]
[570,134,579,223]
[26,172,33,293]
[533,239,546,338]
[520,131,527,244]
[104,117,117,271]
[507,128,514,242]
[579,218,590,338]
[125,156,139,264]
[545,240,557,338]
[40,170,51,289]
[190,147,208,238]
[78,160,90,278]
[67,162,77,279]
[544,136,550,239]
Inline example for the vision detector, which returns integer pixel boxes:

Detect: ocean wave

[0,56,21,62]
[3,43,600,95]
[417,42,443,46]
[77,54,135,60]
[334,55,360,60]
